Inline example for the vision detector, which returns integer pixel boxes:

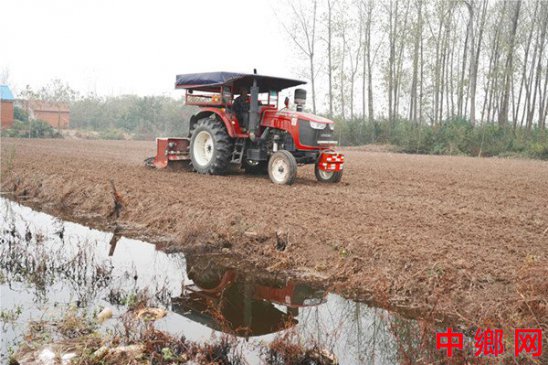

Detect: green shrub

[4,120,62,139]
[13,106,29,122]
[528,142,548,159]
[30,120,62,138]
[98,128,125,140]
[333,117,548,160]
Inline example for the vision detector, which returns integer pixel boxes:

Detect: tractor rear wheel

[190,118,232,175]
[268,150,297,185]
[314,164,343,183]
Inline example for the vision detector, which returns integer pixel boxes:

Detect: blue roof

[0,85,14,101]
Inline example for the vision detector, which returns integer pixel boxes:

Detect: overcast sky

[1,0,299,98]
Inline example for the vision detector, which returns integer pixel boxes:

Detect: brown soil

[1,138,547,334]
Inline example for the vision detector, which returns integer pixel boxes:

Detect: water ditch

[1,198,448,364]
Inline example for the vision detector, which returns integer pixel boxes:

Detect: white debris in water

[97,307,113,323]
[37,348,55,365]
[61,353,76,365]
[136,307,167,321]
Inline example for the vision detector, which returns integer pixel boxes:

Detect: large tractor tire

[190,118,233,175]
[314,163,343,183]
[268,150,298,185]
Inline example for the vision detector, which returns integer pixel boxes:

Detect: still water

[1,198,426,364]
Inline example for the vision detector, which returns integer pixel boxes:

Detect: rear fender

[190,108,237,137]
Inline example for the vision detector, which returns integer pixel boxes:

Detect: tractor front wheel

[268,150,297,185]
[190,118,232,175]
[314,164,343,183]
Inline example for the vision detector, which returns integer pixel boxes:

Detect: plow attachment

[145,137,190,169]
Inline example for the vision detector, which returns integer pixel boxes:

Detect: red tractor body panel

[194,107,249,138]
[260,110,337,150]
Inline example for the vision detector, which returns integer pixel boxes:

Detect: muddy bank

[1,138,547,335]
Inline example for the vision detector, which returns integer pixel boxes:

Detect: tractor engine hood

[294,112,334,125]
[277,110,335,127]
[275,111,337,147]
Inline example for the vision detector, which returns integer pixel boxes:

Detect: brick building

[0,85,14,129]
[22,100,70,129]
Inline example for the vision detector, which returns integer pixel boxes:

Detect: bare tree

[524,0,548,129]
[394,0,411,120]
[282,0,319,113]
[513,0,538,128]
[347,10,362,119]
[339,19,348,119]
[457,2,470,119]
[364,0,374,121]
[279,0,547,134]
[387,0,397,123]
[409,0,423,124]
[467,0,488,126]
[327,0,334,117]
[498,0,521,126]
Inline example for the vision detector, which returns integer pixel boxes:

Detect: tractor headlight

[309,121,327,130]
[328,123,335,131]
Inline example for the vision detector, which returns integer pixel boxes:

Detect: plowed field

[1,138,547,333]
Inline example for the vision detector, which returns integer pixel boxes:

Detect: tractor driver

[233,86,250,130]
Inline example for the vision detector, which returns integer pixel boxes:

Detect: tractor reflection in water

[173,255,327,338]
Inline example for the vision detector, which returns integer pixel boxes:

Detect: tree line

[283,0,548,129]
[281,0,548,158]
[8,80,192,140]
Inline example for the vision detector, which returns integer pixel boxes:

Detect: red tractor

[149,71,344,185]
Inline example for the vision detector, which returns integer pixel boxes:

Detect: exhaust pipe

[294,89,306,112]
[249,79,260,141]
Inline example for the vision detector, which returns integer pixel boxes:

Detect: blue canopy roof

[175,72,306,93]
[0,85,14,101]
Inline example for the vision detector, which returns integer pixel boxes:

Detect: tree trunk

[526,3,547,129]
[340,29,347,120]
[498,0,521,126]
[409,0,422,123]
[541,60,548,129]
[468,0,487,126]
[327,0,334,118]
[348,18,362,120]
[394,0,410,120]
[284,0,318,114]
[367,1,374,121]
[388,0,396,122]
[458,3,470,119]
[310,0,318,114]
[433,5,446,125]
[482,2,506,124]
[514,0,538,128]
[539,60,548,129]
[362,20,366,120]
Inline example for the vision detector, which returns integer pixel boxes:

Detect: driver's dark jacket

[233,95,250,127]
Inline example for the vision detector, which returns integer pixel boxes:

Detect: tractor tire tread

[190,117,233,175]
[314,164,343,183]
